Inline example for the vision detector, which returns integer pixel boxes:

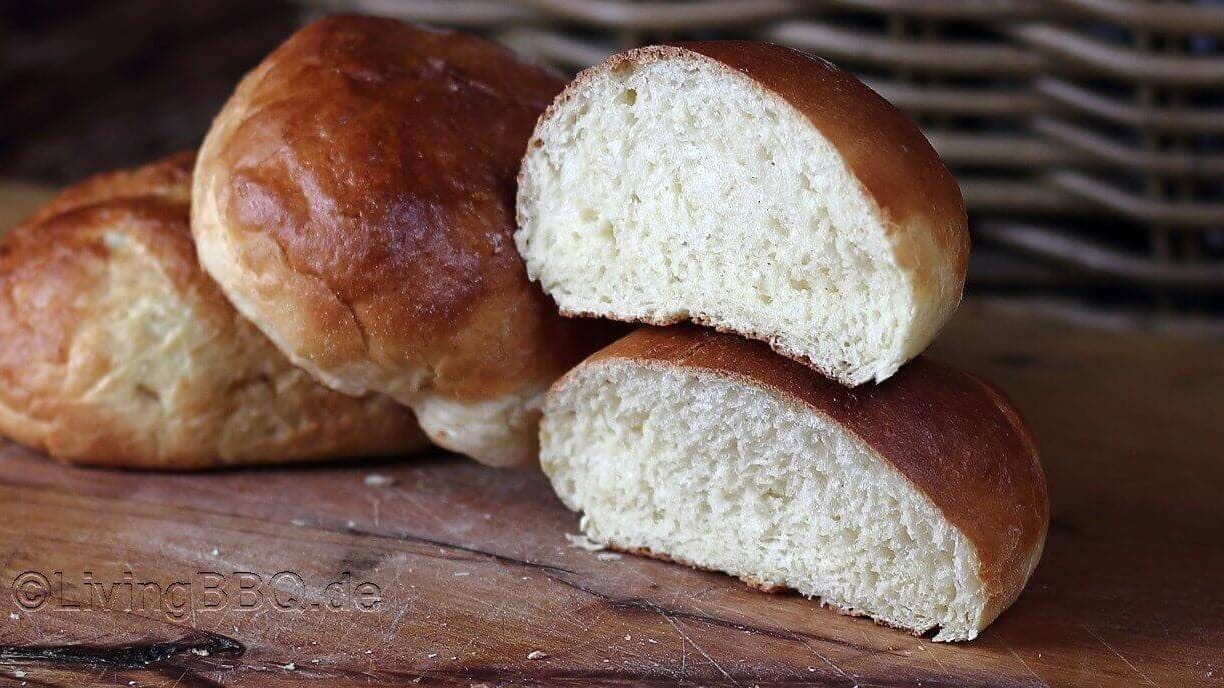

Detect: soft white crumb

[527,650,547,660]
[281,663,295,671]
[190,648,209,656]
[453,572,470,577]
[596,552,622,561]
[364,474,395,486]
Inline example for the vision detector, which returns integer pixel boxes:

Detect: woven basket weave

[298,0,1224,320]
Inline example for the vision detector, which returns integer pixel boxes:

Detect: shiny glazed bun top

[192,16,603,466]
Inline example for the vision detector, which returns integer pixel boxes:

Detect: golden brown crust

[0,153,428,469]
[194,15,596,403]
[579,326,1049,627]
[18,151,195,228]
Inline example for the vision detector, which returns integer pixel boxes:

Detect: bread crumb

[527,650,547,660]
[596,552,622,561]
[281,663,295,670]
[565,533,605,551]
[190,648,209,656]
[364,474,395,486]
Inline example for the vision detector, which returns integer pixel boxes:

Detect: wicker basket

[299,0,1224,323]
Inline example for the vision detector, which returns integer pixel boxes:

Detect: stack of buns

[0,16,1046,641]
[520,43,1048,641]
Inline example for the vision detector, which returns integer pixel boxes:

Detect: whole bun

[192,16,602,466]
[0,153,428,469]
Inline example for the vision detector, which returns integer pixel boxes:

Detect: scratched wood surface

[1,187,1222,687]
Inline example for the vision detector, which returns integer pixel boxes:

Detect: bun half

[517,43,969,385]
[541,326,1047,641]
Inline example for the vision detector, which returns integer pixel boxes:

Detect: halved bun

[517,43,969,386]
[192,16,605,466]
[541,326,1047,641]
[0,153,428,469]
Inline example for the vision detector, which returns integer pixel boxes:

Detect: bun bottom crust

[600,540,947,638]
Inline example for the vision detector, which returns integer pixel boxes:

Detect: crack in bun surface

[0,152,428,469]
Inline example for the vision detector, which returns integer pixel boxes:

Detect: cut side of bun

[517,43,969,386]
[541,327,1047,641]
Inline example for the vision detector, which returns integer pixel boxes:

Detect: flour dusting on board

[565,532,605,551]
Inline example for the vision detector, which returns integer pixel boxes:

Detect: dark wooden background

[0,1,296,184]
[4,1,1222,322]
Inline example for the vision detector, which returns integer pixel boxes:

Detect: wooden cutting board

[1,184,1221,686]
[1,300,1220,688]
